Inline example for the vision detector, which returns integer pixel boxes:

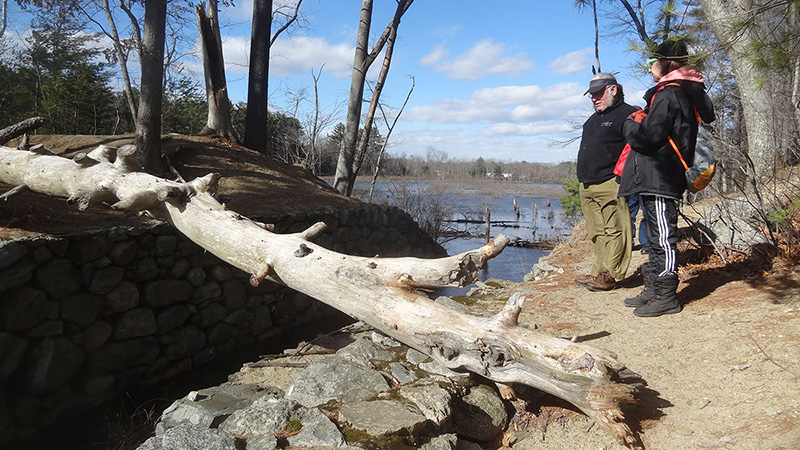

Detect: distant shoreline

[322,176,567,198]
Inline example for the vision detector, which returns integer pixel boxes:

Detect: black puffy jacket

[577,98,639,185]
[619,68,715,199]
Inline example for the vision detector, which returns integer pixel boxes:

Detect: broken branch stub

[0,144,642,448]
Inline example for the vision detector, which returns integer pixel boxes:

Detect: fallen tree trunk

[0,116,45,146]
[0,142,642,448]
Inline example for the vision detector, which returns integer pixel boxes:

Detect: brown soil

[477,221,800,449]
[0,134,362,237]
[2,135,799,449]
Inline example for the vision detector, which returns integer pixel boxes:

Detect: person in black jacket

[620,40,716,317]
[574,73,638,292]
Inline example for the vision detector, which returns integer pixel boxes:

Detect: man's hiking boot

[585,271,616,291]
[633,273,681,317]
[574,274,596,288]
[625,265,656,307]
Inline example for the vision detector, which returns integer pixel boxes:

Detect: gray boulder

[219,395,305,437]
[287,407,347,448]
[451,384,509,442]
[696,198,770,251]
[286,356,389,408]
[338,399,427,437]
[156,384,271,435]
[395,380,455,425]
[335,336,394,367]
[139,423,236,450]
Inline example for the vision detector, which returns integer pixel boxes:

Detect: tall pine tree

[4,4,119,134]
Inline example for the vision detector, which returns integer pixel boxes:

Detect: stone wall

[0,204,444,441]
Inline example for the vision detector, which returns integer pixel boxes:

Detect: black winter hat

[651,40,689,61]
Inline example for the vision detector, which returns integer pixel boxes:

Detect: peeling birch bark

[0,144,642,448]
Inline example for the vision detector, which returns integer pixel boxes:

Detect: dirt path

[485,225,800,450]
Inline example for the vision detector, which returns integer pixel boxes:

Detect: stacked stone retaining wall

[0,204,444,441]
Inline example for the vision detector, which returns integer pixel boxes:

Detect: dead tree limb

[0,117,45,146]
[0,144,642,448]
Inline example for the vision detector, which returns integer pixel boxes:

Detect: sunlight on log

[0,143,644,448]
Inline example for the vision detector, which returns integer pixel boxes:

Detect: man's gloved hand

[628,109,647,123]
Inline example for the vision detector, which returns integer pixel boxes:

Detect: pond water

[351,181,575,297]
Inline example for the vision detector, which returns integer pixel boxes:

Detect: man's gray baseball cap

[584,72,617,95]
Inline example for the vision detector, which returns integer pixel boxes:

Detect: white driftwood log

[0,143,641,448]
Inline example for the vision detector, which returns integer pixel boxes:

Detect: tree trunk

[244,0,273,154]
[334,0,373,195]
[350,2,402,193]
[135,0,167,174]
[699,0,777,177]
[592,0,601,72]
[0,142,643,448]
[1,0,8,40]
[196,0,240,142]
[790,2,800,156]
[101,0,137,123]
[334,0,413,196]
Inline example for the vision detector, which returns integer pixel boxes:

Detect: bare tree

[243,0,273,153]
[196,0,238,141]
[71,0,140,123]
[349,1,407,195]
[135,0,167,173]
[1,0,8,39]
[244,0,303,154]
[615,0,656,49]
[369,75,414,202]
[333,0,413,196]
[575,0,603,72]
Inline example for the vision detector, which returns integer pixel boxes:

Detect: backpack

[617,82,717,192]
[667,124,717,193]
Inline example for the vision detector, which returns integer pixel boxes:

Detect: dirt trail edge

[480,222,800,450]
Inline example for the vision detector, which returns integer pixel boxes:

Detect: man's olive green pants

[579,178,632,281]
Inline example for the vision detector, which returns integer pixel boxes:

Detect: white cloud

[485,121,575,136]
[432,25,462,38]
[391,81,592,162]
[420,39,533,80]
[405,82,586,124]
[419,44,447,66]
[222,0,255,22]
[221,35,354,78]
[548,47,593,75]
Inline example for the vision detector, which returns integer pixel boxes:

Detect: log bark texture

[0,117,45,146]
[0,143,642,448]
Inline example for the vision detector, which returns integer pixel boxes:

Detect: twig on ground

[748,334,790,373]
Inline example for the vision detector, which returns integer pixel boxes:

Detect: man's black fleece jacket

[576,99,639,185]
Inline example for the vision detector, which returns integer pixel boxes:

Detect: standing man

[574,73,637,291]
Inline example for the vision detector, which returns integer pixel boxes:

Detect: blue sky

[4,1,655,163]
[215,1,655,163]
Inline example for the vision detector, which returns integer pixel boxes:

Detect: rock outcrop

[141,323,512,449]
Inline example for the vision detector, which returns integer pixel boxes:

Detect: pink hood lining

[659,66,705,84]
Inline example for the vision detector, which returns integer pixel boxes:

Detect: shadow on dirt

[499,382,672,450]
[675,243,797,306]
[622,387,673,438]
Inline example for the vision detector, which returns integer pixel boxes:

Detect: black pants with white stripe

[641,195,679,277]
